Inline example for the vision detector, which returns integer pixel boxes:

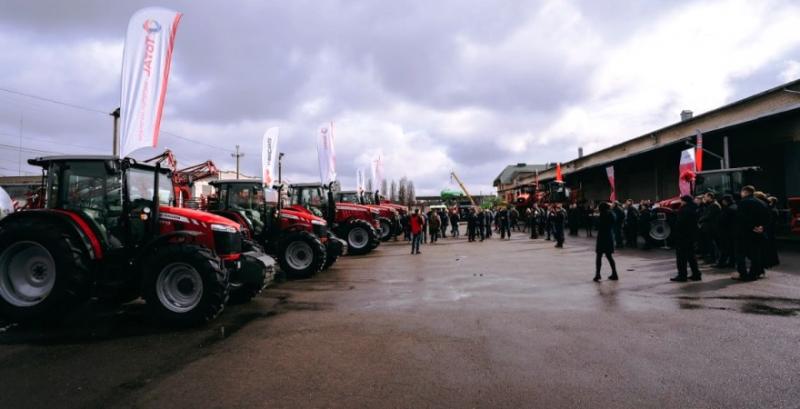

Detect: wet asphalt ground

[1,229,799,409]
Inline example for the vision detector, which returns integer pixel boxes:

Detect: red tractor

[288,182,380,255]
[205,179,346,278]
[0,156,275,326]
[337,190,399,241]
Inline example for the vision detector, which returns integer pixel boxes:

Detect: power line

[0,87,108,115]
[0,87,236,154]
[161,131,234,153]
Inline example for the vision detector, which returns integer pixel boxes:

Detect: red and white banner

[317,122,336,184]
[119,7,182,158]
[556,162,563,182]
[605,166,616,202]
[262,127,279,189]
[371,152,384,193]
[679,148,696,197]
[695,130,704,172]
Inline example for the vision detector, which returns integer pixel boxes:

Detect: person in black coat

[450,210,460,237]
[714,195,737,268]
[612,202,625,248]
[476,209,485,241]
[735,186,769,281]
[698,192,721,263]
[466,208,477,242]
[638,201,653,250]
[623,199,640,248]
[670,195,702,282]
[551,203,567,248]
[567,204,580,236]
[594,202,618,282]
[763,196,780,269]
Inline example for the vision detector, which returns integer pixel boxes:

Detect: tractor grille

[214,230,242,255]
[313,224,328,237]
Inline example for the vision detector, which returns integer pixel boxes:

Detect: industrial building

[499,79,800,205]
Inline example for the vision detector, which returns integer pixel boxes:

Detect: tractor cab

[29,156,174,250]
[207,180,274,238]
[289,182,337,223]
[545,181,571,204]
[694,166,761,198]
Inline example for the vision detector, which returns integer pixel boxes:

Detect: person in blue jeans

[409,209,424,254]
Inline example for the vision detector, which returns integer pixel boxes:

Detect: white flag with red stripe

[317,122,337,184]
[119,7,182,158]
[262,127,279,189]
[371,152,384,192]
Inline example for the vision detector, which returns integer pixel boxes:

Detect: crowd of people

[401,184,783,283]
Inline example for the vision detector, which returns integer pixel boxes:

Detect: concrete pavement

[1,230,798,408]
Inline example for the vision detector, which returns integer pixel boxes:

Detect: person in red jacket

[409,208,424,254]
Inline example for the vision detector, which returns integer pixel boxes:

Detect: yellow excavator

[449,171,476,207]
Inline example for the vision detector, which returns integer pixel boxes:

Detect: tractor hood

[160,205,241,230]
[279,208,326,225]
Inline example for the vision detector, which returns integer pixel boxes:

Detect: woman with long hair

[594,201,618,282]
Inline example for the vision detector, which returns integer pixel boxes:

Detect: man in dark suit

[671,195,702,282]
[734,185,769,281]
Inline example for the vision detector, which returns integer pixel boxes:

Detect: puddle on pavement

[675,295,800,317]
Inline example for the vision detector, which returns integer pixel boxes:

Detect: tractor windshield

[695,171,744,197]
[127,168,173,206]
[228,184,266,210]
[339,192,360,204]
[46,160,123,231]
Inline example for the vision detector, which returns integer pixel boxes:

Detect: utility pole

[111,108,120,156]
[231,144,244,179]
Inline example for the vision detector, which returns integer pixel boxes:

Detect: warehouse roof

[525,78,800,183]
[493,163,548,186]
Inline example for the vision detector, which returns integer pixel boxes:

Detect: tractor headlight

[311,219,326,226]
[210,223,238,233]
[370,208,380,216]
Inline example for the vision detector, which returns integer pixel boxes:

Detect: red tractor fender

[0,209,104,260]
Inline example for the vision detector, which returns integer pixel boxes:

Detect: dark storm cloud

[1,0,798,194]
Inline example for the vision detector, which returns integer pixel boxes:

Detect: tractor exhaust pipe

[151,162,161,237]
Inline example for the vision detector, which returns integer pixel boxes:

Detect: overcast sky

[1,0,799,195]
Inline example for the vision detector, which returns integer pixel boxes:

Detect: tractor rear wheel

[142,244,229,327]
[378,218,392,242]
[278,231,326,279]
[343,219,376,255]
[0,218,90,323]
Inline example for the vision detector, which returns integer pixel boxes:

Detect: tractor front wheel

[142,244,229,327]
[378,218,393,242]
[343,220,377,255]
[278,231,326,279]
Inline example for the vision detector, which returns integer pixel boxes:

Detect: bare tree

[366,178,373,194]
[390,180,397,201]
[407,180,416,206]
[398,177,407,205]
[380,179,388,198]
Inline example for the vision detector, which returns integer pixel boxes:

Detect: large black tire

[228,239,270,305]
[343,219,377,255]
[0,217,91,323]
[278,231,326,279]
[377,217,393,242]
[142,244,229,327]
[368,224,381,250]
